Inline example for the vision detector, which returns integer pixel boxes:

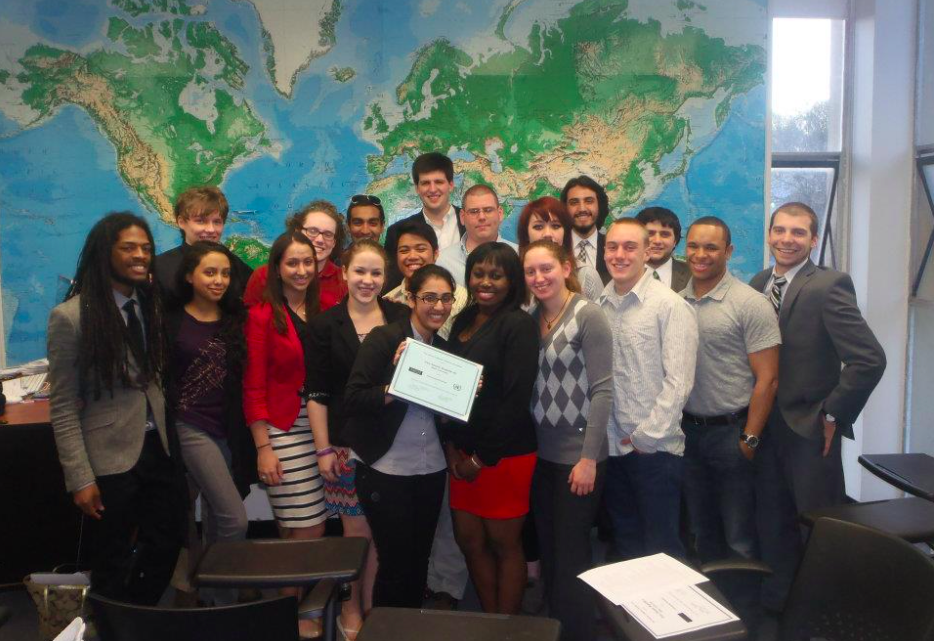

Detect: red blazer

[243,262,347,310]
[243,302,306,431]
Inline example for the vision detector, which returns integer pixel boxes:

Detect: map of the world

[0,0,767,364]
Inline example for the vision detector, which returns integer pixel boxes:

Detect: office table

[357,607,561,641]
[598,580,747,641]
[859,453,934,502]
[0,400,83,586]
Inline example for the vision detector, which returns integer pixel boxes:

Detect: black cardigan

[165,308,256,498]
[343,318,449,466]
[305,297,410,447]
[442,306,538,466]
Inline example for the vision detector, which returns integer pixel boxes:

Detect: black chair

[89,593,299,641]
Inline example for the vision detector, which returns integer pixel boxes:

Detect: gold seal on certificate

[388,338,483,423]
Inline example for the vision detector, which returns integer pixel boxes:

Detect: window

[769,17,846,267]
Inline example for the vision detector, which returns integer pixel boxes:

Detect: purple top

[173,311,227,437]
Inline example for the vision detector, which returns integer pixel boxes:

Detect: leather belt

[682,407,749,427]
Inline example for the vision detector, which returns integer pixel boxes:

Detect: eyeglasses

[411,293,456,306]
[302,227,336,242]
[464,206,498,217]
[351,194,382,206]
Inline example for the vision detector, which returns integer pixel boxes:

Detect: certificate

[388,338,483,423]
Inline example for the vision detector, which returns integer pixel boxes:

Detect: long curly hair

[174,241,247,376]
[64,212,166,399]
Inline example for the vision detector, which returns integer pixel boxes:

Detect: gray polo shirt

[681,271,781,416]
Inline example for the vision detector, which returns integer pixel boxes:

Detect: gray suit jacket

[47,294,169,492]
[671,258,690,293]
[749,260,886,440]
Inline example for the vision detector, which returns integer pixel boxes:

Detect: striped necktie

[770,275,787,314]
[652,270,661,281]
[576,239,590,265]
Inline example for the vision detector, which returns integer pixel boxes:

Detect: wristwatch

[740,433,760,449]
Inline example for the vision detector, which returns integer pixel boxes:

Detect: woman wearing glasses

[517,196,603,301]
[443,242,539,615]
[343,264,457,609]
[244,200,348,310]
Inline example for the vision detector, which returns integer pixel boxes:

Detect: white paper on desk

[578,553,708,605]
[53,617,86,641]
[621,584,738,638]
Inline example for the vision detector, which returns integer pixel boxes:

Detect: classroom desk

[859,453,934,502]
[598,580,747,641]
[0,400,83,586]
[357,608,561,641]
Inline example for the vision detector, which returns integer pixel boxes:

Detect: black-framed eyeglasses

[464,206,498,217]
[302,226,336,241]
[351,194,382,206]
[411,293,456,306]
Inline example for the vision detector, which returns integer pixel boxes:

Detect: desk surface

[859,453,934,502]
[598,581,747,641]
[0,399,50,427]
[357,608,561,641]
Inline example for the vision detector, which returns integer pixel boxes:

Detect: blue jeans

[604,452,685,560]
[682,422,757,562]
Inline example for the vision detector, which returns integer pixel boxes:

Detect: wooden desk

[0,400,83,586]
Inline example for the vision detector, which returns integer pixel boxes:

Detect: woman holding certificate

[443,242,539,615]
[243,231,327,639]
[523,239,613,641]
[343,264,457,609]
[305,239,408,638]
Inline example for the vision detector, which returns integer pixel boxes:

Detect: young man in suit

[561,175,611,285]
[383,152,466,291]
[155,186,252,307]
[47,212,186,604]
[635,206,691,292]
[749,202,886,611]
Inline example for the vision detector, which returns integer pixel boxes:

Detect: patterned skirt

[263,406,330,528]
[324,446,364,517]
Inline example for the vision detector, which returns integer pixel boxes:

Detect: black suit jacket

[383,208,465,292]
[749,260,886,439]
[671,258,691,292]
[594,232,611,285]
[305,297,410,447]
[343,318,449,465]
[155,244,254,310]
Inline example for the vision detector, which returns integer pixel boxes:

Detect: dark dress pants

[87,430,187,605]
[532,458,606,641]
[355,463,446,608]
[755,414,845,611]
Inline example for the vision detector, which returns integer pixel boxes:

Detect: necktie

[123,299,146,362]
[577,239,590,265]
[652,270,661,281]
[770,275,787,314]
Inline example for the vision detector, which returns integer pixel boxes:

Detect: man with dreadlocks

[47,212,186,604]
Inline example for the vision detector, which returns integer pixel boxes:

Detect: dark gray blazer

[749,260,886,440]
[671,258,690,293]
[48,294,169,492]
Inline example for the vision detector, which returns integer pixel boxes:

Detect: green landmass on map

[329,66,356,83]
[6,14,268,223]
[364,0,764,211]
[112,0,194,17]
[227,235,270,268]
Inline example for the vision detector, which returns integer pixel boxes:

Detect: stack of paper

[579,553,739,638]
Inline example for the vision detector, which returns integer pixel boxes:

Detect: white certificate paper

[388,338,483,422]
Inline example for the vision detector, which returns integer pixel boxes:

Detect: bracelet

[257,443,271,450]
[317,447,336,457]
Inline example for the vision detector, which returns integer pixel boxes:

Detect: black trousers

[532,458,606,641]
[86,430,187,605]
[355,463,446,608]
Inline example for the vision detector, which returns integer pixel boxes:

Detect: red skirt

[449,452,537,519]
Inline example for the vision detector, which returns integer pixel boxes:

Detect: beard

[111,267,149,289]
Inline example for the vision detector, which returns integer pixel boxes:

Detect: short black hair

[688,216,731,246]
[560,176,610,228]
[412,152,454,184]
[346,195,385,224]
[635,206,683,244]
[464,242,525,313]
[394,219,439,252]
[409,263,455,296]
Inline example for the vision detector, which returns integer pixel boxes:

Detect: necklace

[542,290,572,330]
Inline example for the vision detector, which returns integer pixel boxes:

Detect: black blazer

[305,297,410,447]
[749,260,886,439]
[165,308,256,497]
[442,307,538,465]
[383,208,465,292]
[343,319,449,465]
[594,233,611,285]
[671,258,691,292]
[156,244,254,310]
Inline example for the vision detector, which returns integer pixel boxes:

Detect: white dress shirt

[650,256,674,288]
[765,259,809,309]
[571,229,599,267]
[435,235,519,287]
[423,205,461,251]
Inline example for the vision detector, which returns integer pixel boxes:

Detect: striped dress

[264,405,330,527]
